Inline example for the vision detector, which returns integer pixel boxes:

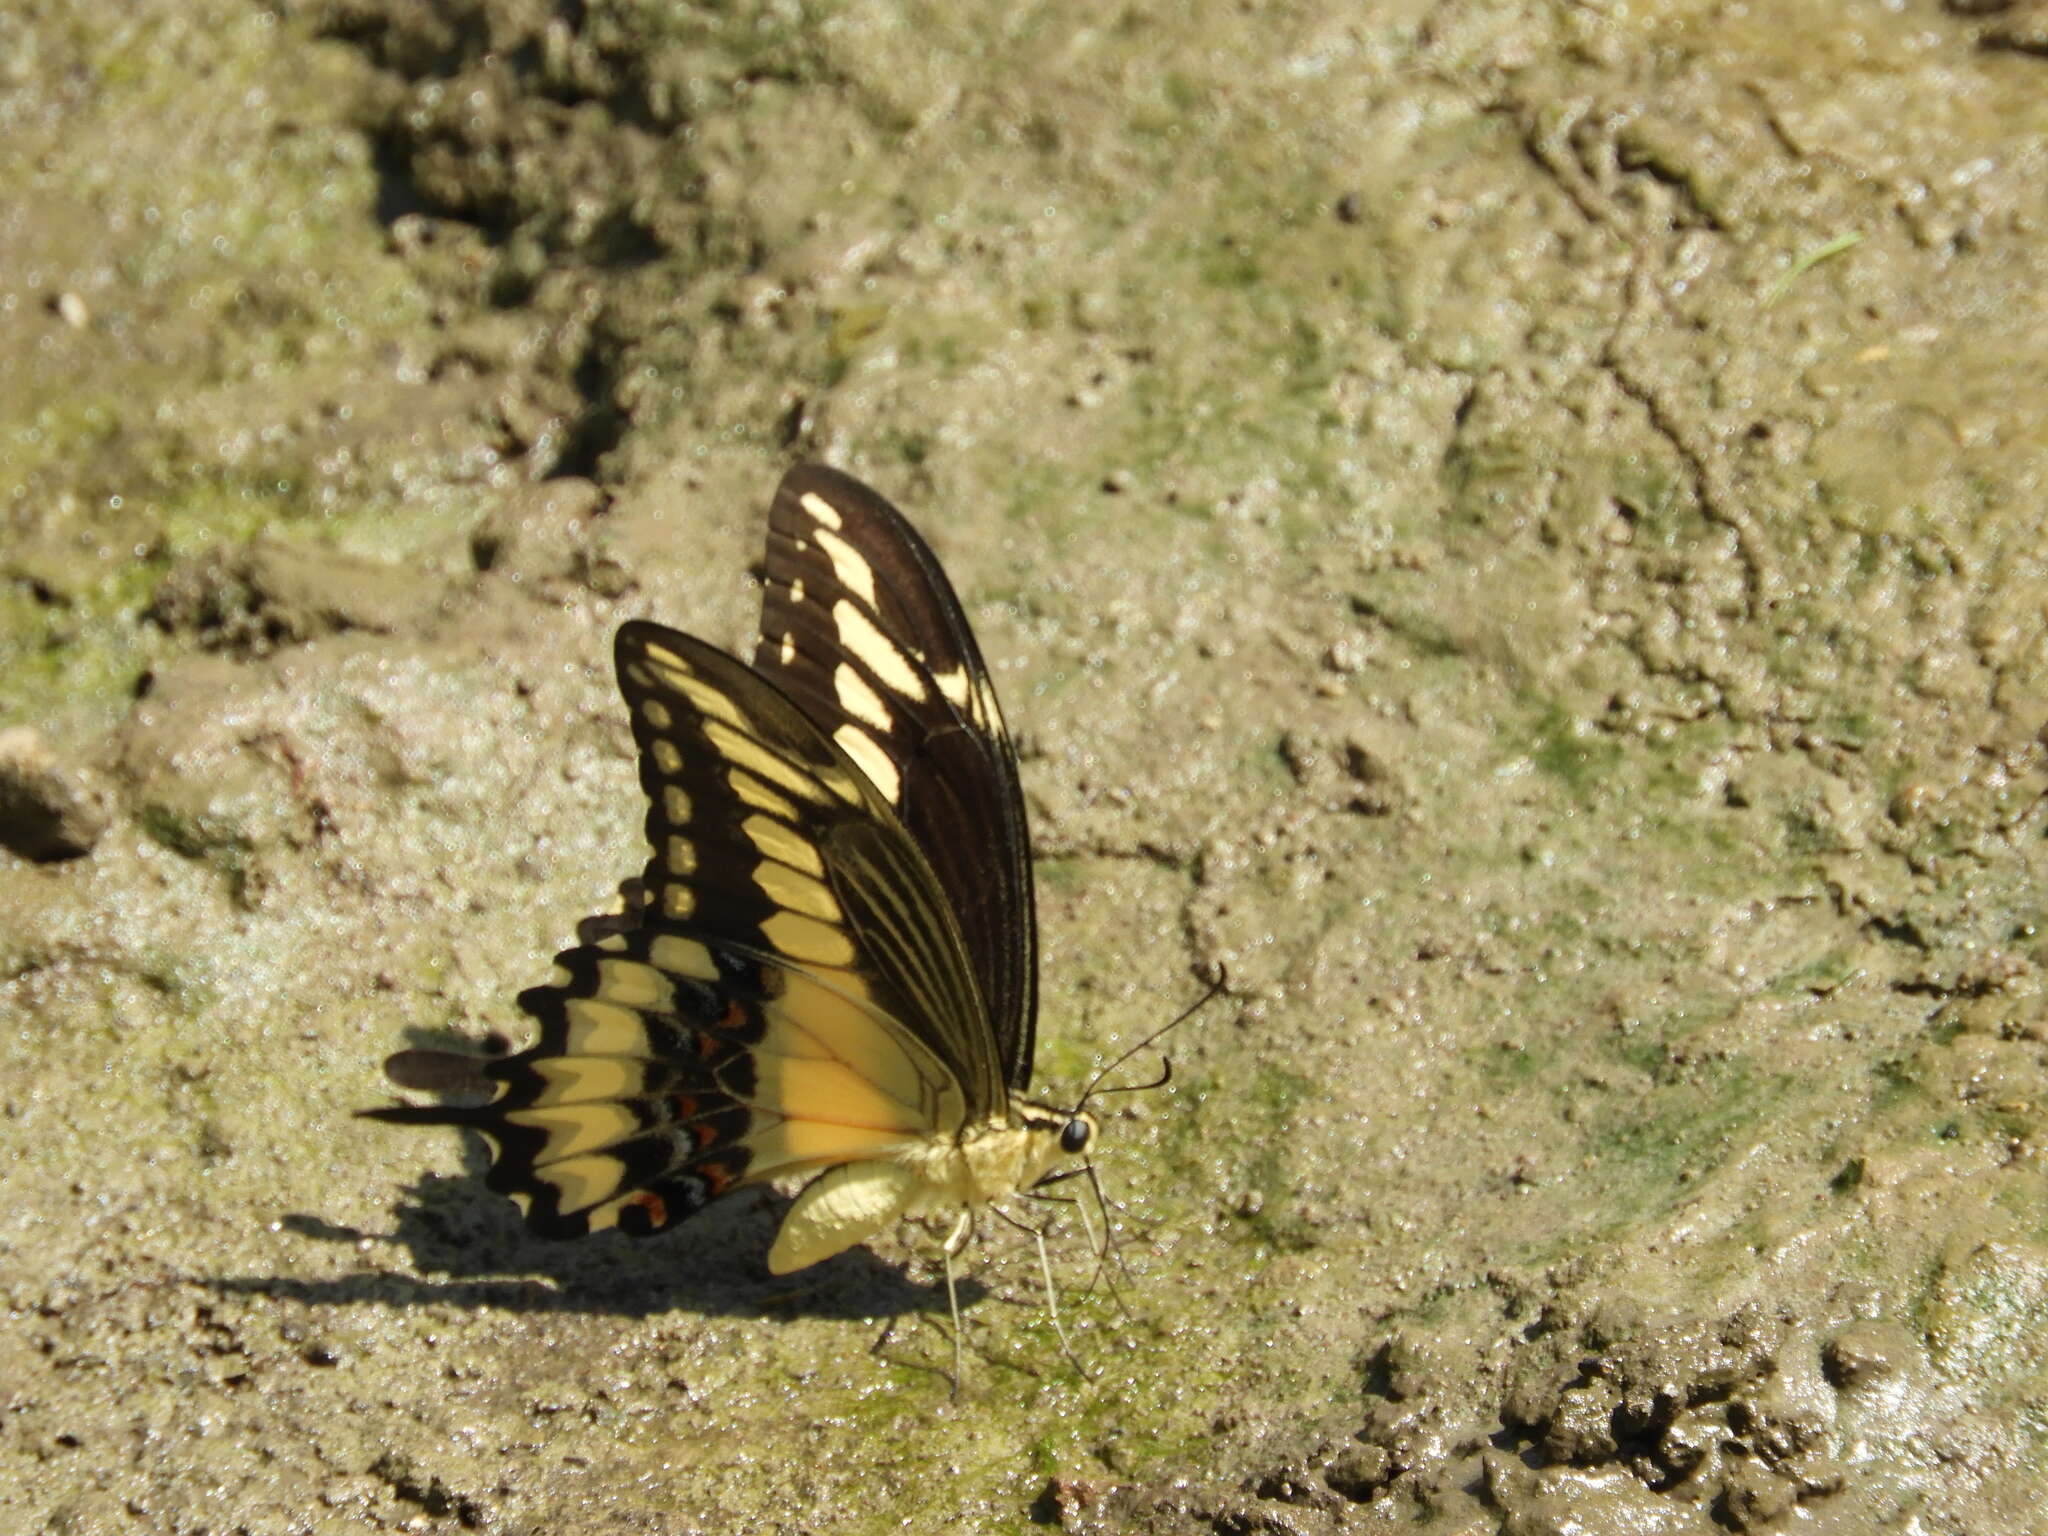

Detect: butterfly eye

[1060,1118,1091,1155]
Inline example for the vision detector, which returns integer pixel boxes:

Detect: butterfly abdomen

[763,1098,1091,1273]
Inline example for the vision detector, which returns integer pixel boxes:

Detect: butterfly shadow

[204,1149,974,1325]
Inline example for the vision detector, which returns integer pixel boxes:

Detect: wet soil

[3,2,2045,1532]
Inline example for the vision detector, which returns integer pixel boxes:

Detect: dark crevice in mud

[369,1452,486,1529]
[324,5,688,267]
[1613,143,1729,234]
[1865,912,1932,951]
[1891,975,2005,999]
[1357,1339,1397,1400]
[579,207,666,270]
[1487,1422,1544,1466]
[1033,837,1198,871]
[313,8,478,80]
[369,130,441,229]
[549,334,631,480]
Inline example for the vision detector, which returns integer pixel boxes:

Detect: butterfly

[365,464,1112,1381]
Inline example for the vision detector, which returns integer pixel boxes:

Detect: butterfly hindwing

[369,928,971,1237]
[753,465,1039,1088]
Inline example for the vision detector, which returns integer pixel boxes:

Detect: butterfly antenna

[1073,965,1229,1114]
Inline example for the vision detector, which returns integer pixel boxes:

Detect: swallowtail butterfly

[366,466,1101,1369]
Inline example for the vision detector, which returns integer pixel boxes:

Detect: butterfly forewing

[612,622,1006,1116]
[753,465,1039,1088]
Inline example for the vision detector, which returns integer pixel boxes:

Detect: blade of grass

[1761,232,1865,308]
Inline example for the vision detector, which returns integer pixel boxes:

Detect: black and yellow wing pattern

[366,466,1063,1268]
[754,466,1038,1089]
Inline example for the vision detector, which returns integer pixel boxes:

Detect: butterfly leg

[996,1201,1090,1381]
[940,1208,973,1397]
[1075,1162,1139,1324]
[1073,1182,1102,1265]
[1026,1163,1127,1315]
[1032,1223,1092,1382]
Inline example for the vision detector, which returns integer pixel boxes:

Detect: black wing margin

[751,465,1040,1090]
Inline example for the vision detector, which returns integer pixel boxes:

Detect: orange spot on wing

[624,1191,668,1227]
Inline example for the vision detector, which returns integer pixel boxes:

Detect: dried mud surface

[3,2,2046,1533]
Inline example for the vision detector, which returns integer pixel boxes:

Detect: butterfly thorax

[764,1098,1096,1274]
[896,1096,1096,1213]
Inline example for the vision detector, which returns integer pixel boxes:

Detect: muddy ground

[3,1,2046,1532]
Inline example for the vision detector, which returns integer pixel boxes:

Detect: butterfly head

[1015,1100,1100,1189]
[1022,969,1227,1196]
